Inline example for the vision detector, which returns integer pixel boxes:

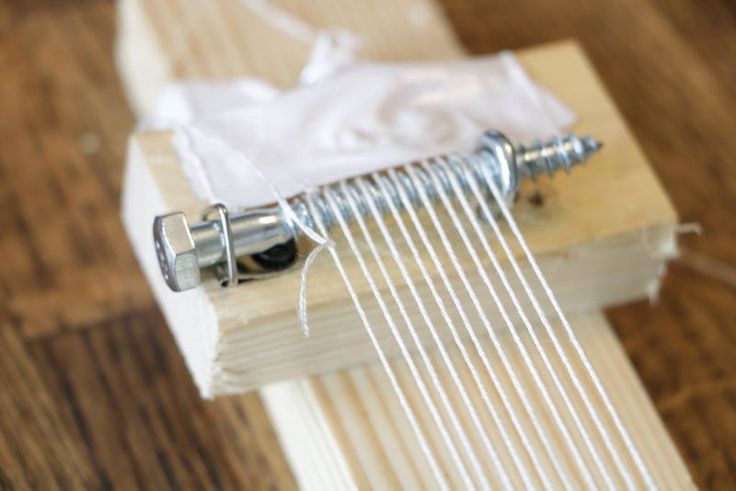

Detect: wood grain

[0,324,95,489]
[263,313,692,489]
[28,306,294,490]
[0,0,734,489]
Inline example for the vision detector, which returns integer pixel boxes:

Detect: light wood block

[122,41,677,395]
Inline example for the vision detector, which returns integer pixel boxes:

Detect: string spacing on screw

[153,131,601,291]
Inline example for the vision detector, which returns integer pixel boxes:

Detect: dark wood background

[0,0,734,488]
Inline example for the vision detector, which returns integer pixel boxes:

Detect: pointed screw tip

[582,136,603,155]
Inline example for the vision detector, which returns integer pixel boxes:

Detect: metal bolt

[153,213,201,292]
[153,131,602,291]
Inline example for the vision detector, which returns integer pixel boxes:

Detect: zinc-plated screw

[153,131,602,292]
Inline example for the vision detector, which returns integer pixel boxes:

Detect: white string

[184,127,335,336]
[297,240,333,336]
[400,164,572,489]
[367,175,535,490]
[322,187,477,490]
[384,168,564,488]
[430,155,614,489]
[480,164,658,490]
[344,179,500,489]
[304,192,450,491]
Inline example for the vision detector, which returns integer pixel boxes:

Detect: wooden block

[122,41,677,395]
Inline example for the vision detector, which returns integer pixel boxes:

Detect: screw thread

[515,134,602,180]
[297,153,486,231]
[297,134,602,232]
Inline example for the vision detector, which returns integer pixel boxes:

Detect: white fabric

[148,52,575,209]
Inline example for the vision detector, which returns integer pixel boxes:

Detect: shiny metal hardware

[153,131,602,292]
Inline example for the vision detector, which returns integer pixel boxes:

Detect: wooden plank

[116,0,463,115]
[0,324,95,489]
[28,306,296,490]
[610,262,736,488]
[263,312,693,489]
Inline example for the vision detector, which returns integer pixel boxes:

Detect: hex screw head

[153,212,201,292]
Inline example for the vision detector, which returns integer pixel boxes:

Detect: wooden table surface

[0,0,734,489]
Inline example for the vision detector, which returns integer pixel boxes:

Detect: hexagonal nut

[153,212,201,292]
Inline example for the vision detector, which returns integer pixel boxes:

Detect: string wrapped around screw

[152,130,601,292]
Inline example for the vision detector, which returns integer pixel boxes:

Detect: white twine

[435,155,612,489]
[322,187,477,490]
[401,163,569,489]
[369,174,531,489]
[481,166,657,490]
[182,127,334,336]
[304,192,450,491]
[340,180,492,489]
[180,123,654,489]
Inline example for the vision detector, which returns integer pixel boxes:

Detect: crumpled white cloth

[147,52,575,209]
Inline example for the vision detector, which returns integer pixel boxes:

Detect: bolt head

[153,212,201,292]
